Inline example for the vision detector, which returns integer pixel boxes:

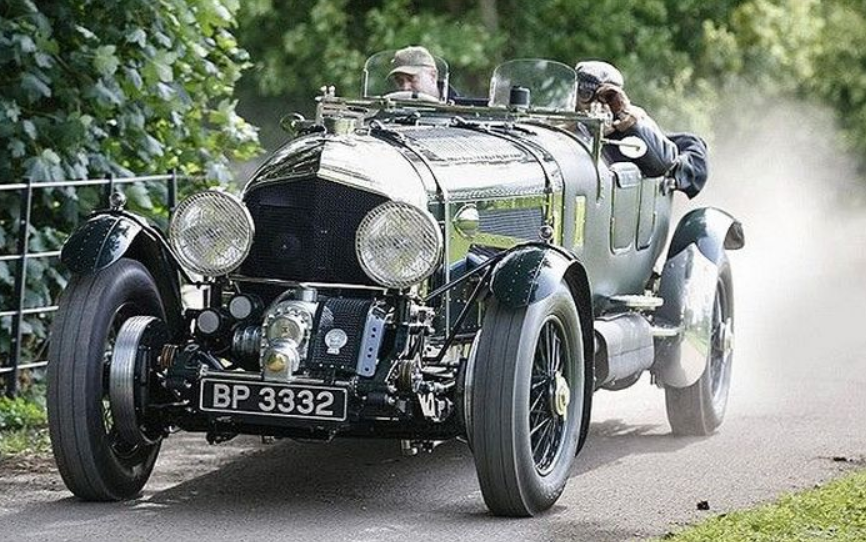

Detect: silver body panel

[654,244,720,388]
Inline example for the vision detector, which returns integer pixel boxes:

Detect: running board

[609,294,664,310]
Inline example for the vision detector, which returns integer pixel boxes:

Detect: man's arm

[597,84,708,198]
[667,133,709,199]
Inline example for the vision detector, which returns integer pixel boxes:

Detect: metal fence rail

[0,172,187,397]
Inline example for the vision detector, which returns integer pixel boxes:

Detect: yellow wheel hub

[553,371,570,418]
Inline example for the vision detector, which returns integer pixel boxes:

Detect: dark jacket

[603,116,708,199]
[668,133,708,199]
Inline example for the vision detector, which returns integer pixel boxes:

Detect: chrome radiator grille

[240,179,388,285]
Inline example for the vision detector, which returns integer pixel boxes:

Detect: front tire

[47,258,165,500]
[470,281,585,517]
[664,256,734,435]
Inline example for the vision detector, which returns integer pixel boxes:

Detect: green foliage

[0,0,261,371]
[806,1,866,154]
[656,468,866,541]
[0,395,47,431]
[0,427,51,457]
[236,0,866,159]
[0,379,51,457]
[236,0,504,118]
[242,0,365,101]
[725,0,823,90]
[698,0,866,163]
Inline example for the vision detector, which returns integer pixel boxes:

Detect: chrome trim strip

[228,275,388,293]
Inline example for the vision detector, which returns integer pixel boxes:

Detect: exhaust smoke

[679,101,866,409]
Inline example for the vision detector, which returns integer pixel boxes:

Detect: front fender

[654,207,744,388]
[61,212,185,333]
[488,246,588,309]
[61,214,143,274]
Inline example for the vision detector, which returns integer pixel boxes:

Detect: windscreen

[362,50,451,102]
[489,59,577,111]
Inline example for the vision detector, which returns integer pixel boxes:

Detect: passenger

[575,60,708,198]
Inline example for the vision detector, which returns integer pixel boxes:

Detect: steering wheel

[383,90,441,103]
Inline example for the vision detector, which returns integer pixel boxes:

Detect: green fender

[667,207,744,265]
[60,212,184,333]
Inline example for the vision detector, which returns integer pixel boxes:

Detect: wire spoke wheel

[708,279,732,412]
[529,317,568,475]
[470,278,586,517]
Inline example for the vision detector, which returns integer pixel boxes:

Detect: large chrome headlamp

[169,190,254,276]
[356,201,443,289]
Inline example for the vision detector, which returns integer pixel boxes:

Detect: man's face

[576,75,601,112]
[391,68,440,98]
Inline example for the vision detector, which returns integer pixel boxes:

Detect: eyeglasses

[577,74,601,103]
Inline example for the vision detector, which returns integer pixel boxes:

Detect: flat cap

[388,46,437,77]
[575,60,625,87]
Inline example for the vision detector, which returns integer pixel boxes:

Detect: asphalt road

[1,308,863,542]
[2,107,865,541]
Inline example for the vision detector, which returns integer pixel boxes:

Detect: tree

[700,0,866,166]
[804,0,866,155]
[236,0,741,142]
[0,0,260,373]
[235,0,504,136]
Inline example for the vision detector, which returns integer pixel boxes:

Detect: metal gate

[0,172,191,397]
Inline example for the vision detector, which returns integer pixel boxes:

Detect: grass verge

[0,391,50,459]
[658,468,866,541]
[0,427,51,457]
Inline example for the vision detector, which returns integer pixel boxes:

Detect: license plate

[200,378,347,422]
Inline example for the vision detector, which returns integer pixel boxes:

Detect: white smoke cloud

[677,100,866,404]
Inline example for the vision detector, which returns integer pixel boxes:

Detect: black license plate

[199,378,347,421]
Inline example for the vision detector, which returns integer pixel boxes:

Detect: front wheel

[470,281,586,517]
[47,258,166,500]
[664,255,734,435]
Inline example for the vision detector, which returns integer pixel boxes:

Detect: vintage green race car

[48,55,744,516]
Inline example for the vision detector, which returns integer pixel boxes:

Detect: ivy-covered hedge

[0,0,260,374]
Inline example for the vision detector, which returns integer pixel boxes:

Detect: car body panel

[668,207,745,263]
[244,120,674,313]
[653,207,744,387]
[654,244,720,387]
[60,212,185,334]
[61,213,143,274]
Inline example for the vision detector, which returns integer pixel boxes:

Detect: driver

[576,60,708,198]
[388,46,443,100]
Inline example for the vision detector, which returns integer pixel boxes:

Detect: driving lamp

[169,190,254,276]
[356,201,443,289]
